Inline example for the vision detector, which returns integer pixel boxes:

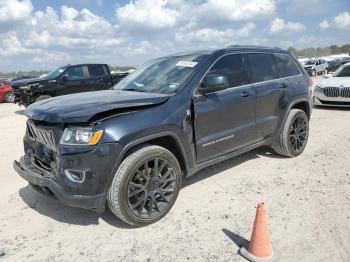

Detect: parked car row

[299,56,350,76]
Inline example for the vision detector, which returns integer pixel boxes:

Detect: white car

[313,63,350,107]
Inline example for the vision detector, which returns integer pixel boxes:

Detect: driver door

[193,53,256,163]
[58,65,89,95]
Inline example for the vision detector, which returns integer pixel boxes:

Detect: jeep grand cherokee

[14,46,312,226]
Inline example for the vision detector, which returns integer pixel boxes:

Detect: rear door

[87,64,112,91]
[58,65,89,95]
[193,53,256,163]
[245,53,288,139]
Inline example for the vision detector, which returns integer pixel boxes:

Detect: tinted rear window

[273,54,300,77]
[88,65,106,77]
[246,53,279,83]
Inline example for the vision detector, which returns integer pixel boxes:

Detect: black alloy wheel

[289,116,308,154]
[127,157,177,219]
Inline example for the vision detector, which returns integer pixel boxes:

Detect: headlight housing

[60,127,103,145]
[314,85,323,93]
[20,85,31,91]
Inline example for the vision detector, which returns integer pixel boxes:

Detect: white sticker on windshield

[176,61,198,68]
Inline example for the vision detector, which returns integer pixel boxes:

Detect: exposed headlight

[20,85,31,90]
[60,127,103,145]
[314,86,323,92]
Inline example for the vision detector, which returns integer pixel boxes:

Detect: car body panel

[25,90,171,123]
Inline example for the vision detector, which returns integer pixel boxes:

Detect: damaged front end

[14,119,123,212]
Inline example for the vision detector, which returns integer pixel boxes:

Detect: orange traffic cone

[240,202,277,261]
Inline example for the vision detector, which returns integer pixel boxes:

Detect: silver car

[304,59,328,76]
[313,62,350,107]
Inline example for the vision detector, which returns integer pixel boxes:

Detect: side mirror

[61,75,68,83]
[198,74,229,94]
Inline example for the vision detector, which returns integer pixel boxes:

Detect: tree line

[288,44,350,58]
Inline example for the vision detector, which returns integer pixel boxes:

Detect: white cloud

[319,12,350,31]
[197,0,275,22]
[116,0,179,30]
[319,20,329,30]
[175,23,256,44]
[116,0,275,32]
[269,18,305,34]
[333,12,350,30]
[0,0,33,31]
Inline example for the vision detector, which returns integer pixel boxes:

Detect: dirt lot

[1,82,349,261]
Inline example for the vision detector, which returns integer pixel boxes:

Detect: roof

[168,45,286,57]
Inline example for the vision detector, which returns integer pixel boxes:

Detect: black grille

[323,87,350,98]
[340,87,350,98]
[27,122,56,151]
[323,87,339,97]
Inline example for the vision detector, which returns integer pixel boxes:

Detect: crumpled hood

[11,77,49,88]
[26,90,170,123]
[319,77,350,88]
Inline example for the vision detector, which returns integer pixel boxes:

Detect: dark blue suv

[14,46,312,226]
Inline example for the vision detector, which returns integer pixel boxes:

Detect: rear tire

[273,109,309,157]
[107,145,182,226]
[4,92,15,103]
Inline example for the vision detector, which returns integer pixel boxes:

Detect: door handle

[241,91,252,97]
[279,83,288,88]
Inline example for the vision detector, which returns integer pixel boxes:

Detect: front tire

[273,109,309,157]
[107,145,182,226]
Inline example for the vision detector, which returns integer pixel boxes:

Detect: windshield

[44,66,67,80]
[305,60,316,65]
[112,54,208,94]
[333,65,350,77]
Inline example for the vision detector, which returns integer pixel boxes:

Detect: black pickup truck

[12,64,129,106]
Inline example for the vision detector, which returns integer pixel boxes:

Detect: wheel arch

[291,100,310,119]
[109,132,191,186]
[274,98,311,142]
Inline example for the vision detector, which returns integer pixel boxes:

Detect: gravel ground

[0,80,349,261]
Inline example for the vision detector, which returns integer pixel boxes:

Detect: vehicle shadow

[15,109,26,116]
[183,146,283,188]
[18,146,280,228]
[19,185,133,228]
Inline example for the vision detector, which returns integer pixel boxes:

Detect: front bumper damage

[13,122,123,212]
[14,155,107,212]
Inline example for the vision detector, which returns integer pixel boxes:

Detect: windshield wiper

[122,88,148,92]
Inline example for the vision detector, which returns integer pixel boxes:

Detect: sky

[0,0,349,72]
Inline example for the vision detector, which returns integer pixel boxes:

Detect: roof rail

[225,45,282,50]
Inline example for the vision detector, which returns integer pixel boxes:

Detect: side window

[66,66,85,80]
[273,54,300,77]
[246,53,279,83]
[88,65,106,77]
[207,54,245,87]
